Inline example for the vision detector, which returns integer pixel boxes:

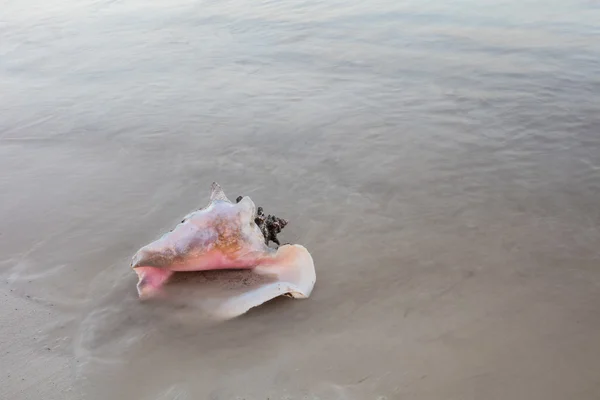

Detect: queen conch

[130,182,316,319]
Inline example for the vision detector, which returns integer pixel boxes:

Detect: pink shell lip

[134,267,173,299]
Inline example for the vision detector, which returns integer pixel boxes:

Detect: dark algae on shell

[236,196,288,247]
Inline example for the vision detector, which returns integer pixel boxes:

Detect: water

[2,0,600,399]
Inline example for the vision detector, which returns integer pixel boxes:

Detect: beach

[2,0,600,398]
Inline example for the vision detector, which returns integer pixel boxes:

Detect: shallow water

[2,0,600,399]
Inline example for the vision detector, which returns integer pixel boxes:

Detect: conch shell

[130,182,316,318]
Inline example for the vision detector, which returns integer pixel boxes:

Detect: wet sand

[2,0,600,399]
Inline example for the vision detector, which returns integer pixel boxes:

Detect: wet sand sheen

[2,0,600,399]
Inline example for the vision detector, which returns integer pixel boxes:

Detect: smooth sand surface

[1,290,76,399]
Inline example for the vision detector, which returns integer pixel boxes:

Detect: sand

[2,0,600,398]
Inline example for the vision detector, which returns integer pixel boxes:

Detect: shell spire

[209,182,230,203]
